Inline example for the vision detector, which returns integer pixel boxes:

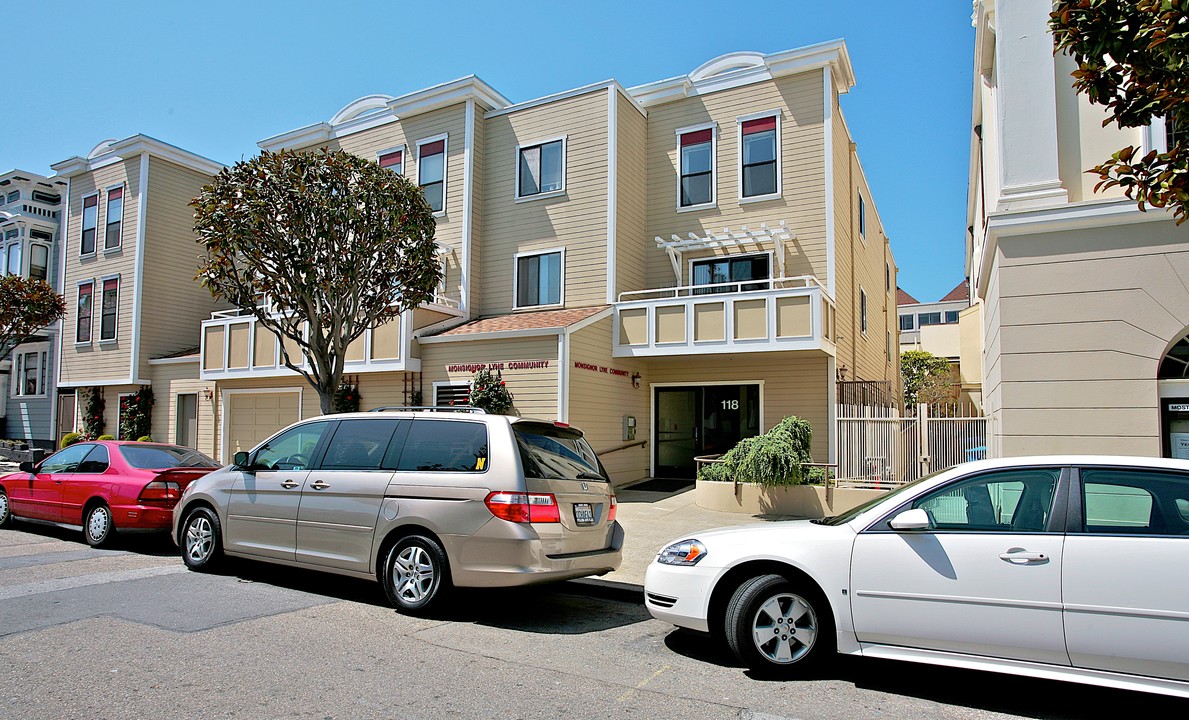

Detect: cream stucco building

[969,1,1188,458]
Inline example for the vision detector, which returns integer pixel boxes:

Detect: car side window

[253,422,330,471]
[38,444,94,474]
[1079,468,1189,536]
[320,419,399,471]
[912,468,1060,532]
[76,445,110,473]
[395,420,488,473]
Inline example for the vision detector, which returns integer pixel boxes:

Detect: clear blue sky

[4,1,974,303]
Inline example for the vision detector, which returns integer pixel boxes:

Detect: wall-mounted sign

[1168,404,1189,413]
[573,360,630,378]
[446,360,550,373]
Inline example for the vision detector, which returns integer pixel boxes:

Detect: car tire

[0,488,11,527]
[83,503,114,548]
[381,534,451,615]
[724,573,834,676]
[180,507,224,572]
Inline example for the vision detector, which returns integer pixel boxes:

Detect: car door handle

[309,481,330,490]
[998,550,1048,564]
[280,480,300,489]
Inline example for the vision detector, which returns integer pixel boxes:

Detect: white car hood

[660,519,857,568]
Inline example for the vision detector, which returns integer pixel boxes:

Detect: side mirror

[18,461,35,473]
[888,508,932,531]
[233,451,252,470]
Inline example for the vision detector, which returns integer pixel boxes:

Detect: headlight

[657,539,707,566]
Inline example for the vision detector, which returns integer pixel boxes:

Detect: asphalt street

[0,522,1183,720]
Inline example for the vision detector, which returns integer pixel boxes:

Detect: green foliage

[61,432,82,449]
[0,275,65,362]
[119,386,154,442]
[137,436,153,442]
[333,383,361,413]
[1051,0,1189,223]
[806,466,835,485]
[901,350,954,407]
[697,416,814,487]
[81,387,105,439]
[192,148,442,414]
[467,368,514,415]
[97,434,115,441]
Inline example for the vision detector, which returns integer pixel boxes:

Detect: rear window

[119,445,219,469]
[514,423,604,481]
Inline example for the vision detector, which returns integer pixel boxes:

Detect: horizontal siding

[480,89,609,314]
[60,158,141,386]
[616,91,648,301]
[419,337,560,420]
[149,361,216,456]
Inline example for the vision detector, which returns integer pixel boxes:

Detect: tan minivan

[173,408,623,613]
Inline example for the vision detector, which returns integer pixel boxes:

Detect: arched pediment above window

[329,94,397,126]
[86,139,119,159]
[688,52,767,82]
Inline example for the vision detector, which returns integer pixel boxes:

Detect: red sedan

[0,441,219,547]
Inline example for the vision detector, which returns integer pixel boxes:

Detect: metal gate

[836,403,986,487]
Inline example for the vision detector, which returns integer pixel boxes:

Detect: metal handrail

[597,440,647,455]
[368,405,487,414]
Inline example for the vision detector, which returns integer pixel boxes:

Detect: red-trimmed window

[679,129,713,207]
[81,194,98,255]
[418,139,445,213]
[105,186,124,250]
[77,282,93,343]
[741,116,778,198]
[100,278,119,341]
[379,149,403,174]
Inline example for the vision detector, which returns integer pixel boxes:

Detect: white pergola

[654,221,796,283]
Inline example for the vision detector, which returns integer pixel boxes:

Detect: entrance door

[56,393,76,449]
[176,393,198,448]
[1162,398,1189,459]
[654,385,760,478]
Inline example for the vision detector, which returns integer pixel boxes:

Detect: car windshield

[514,423,605,481]
[811,469,947,526]
[119,445,219,469]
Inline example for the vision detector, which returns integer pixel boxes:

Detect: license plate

[573,503,595,526]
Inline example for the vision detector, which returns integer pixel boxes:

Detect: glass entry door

[655,384,760,478]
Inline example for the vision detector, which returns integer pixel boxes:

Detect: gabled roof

[420,306,609,342]
[940,281,970,303]
[896,287,919,306]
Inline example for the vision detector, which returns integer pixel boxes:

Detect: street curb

[564,577,645,605]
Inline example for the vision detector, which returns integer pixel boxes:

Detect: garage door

[226,391,302,459]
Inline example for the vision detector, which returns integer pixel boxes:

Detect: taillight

[608,495,617,523]
[484,491,561,523]
[139,480,181,503]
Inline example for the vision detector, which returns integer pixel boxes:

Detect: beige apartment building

[193,41,898,484]
[969,2,1188,458]
[50,135,226,449]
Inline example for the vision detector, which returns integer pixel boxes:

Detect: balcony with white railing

[613,275,836,358]
[200,293,463,381]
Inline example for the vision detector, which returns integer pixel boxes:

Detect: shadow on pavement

[661,628,1188,718]
[4,519,179,556]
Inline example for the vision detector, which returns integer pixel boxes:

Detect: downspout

[848,141,857,380]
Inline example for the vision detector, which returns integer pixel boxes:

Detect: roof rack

[368,405,487,414]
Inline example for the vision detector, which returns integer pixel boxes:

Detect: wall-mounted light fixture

[202,388,214,401]
[631,372,641,389]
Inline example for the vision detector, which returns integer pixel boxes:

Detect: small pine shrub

[137,435,153,442]
[697,415,814,487]
[61,432,82,449]
[97,434,115,441]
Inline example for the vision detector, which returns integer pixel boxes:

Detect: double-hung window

[678,126,715,208]
[517,138,565,199]
[5,191,18,204]
[4,229,18,275]
[105,186,123,250]
[81,194,98,255]
[76,282,94,343]
[899,314,915,331]
[418,136,447,214]
[15,349,46,397]
[739,115,779,200]
[378,147,403,175]
[29,230,51,281]
[100,277,119,341]
[515,249,563,308]
[918,312,942,326]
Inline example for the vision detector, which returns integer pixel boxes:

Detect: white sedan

[644,456,1189,699]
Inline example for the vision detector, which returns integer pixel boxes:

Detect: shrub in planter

[697,415,813,487]
[137,436,153,442]
[60,432,83,449]
[97,434,115,441]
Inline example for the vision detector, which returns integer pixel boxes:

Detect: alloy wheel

[185,515,214,564]
[750,592,819,664]
[392,545,436,604]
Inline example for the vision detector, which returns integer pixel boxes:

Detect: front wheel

[0,488,11,527]
[723,574,834,676]
[84,503,114,547]
[381,535,450,615]
[180,507,224,571]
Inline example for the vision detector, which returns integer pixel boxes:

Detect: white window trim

[433,381,472,406]
[736,109,782,204]
[175,392,199,447]
[98,273,121,344]
[899,314,916,332]
[79,191,100,257]
[1146,116,1169,154]
[28,241,51,282]
[103,182,125,253]
[376,144,406,176]
[513,246,566,310]
[858,192,867,245]
[3,234,20,276]
[12,343,49,398]
[75,278,95,346]
[514,135,568,202]
[416,133,449,218]
[675,122,717,212]
[686,250,775,289]
[860,286,868,337]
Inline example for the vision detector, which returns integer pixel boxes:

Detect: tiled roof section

[153,346,200,360]
[896,287,919,306]
[431,306,609,337]
[940,281,970,302]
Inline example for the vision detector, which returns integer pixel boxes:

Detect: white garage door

[225,391,302,459]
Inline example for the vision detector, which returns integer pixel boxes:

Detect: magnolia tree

[0,275,65,362]
[1051,1,1188,223]
[192,149,442,414]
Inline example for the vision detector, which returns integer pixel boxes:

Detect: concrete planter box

[696,479,890,518]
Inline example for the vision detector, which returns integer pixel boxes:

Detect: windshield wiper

[577,471,609,482]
